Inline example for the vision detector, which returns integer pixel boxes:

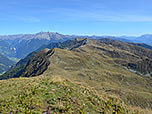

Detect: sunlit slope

[0,76,144,114]
[44,46,152,109]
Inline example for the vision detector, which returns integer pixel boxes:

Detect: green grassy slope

[0,76,149,114]
[44,47,152,110]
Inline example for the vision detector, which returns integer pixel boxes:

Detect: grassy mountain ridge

[45,46,152,109]
[37,38,89,51]
[1,38,152,112]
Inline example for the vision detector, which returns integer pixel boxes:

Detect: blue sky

[1,0,152,36]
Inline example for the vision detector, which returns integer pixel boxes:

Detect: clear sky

[0,0,152,36]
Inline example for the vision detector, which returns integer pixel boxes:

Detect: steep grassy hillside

[1,38,152,112]
[98,38,152,75]
[0,76,150,114]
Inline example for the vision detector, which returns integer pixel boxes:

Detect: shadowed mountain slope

[0,49,53,79]
[128,42,152,50]
[0,53,14,74]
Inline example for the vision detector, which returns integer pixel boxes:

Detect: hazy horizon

[0,31,150,37]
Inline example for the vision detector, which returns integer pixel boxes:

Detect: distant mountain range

[0,31,152,60]
[119,34,152,46]
[0,31,151,74]
[0,32,78,59]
